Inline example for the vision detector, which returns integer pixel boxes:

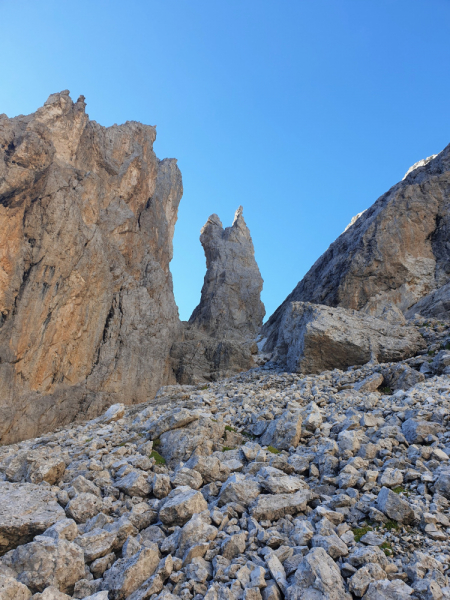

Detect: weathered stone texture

[189,207,265,339]
[0,90,183,443]
[264,145,450,336]
[265,301,425,374]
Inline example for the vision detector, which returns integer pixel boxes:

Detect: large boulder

[158,487,208,526]
[0,482,65,555]
[0,90,183,444]
[286,547,351,600]
[1,536,85,593]
[265,302,425,374]
[100,546,160,600]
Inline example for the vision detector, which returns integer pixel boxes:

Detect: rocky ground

[1,317,450,600]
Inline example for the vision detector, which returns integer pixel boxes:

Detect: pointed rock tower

[189,206,265,339]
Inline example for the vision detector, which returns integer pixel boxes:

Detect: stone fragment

[152,474,172,499]
[218,474,261,507]
[381,364,425,391]
[380,468,404,488]
[66,493,103,524]
[42,519,78,542]
[100,546,160,600]
[30,587,71,599]
[353,373,384,393]
[0,482,65,555]
[363,579,413,599]
[145,408,200,440]
[0,575,31,600]
[376,487,415,524]
[115,470,151,498]
[90,553,115,578]
[260,410,303,450]
[311,533,349,559]
[402,419,441,444]
[221,532,246,559]
[28,458,66,485]
[73,528,116,562]
[1,536,85,593]
[348,563,386,597]
[250,490,311,521]
[434,471,450,500]
[287,547,350,600]
[176,513,217,561]
[103,404,125,423]
[158,487,208,526]
[170,467,203,490]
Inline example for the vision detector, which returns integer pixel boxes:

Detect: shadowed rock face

[189,206,265,339]
[264,145,450,338]
[0,90,183,443]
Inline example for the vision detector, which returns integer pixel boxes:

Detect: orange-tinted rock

[0,91,182,443]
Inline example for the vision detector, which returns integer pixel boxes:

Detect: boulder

[0,482,65,555]
[263,146,450,336]
[115,470,151,498]
[0,575,31,600]
[0,91,183,444]
[1,536,85,593]
[265,302,425,374]
[218,474,261,507]
[260,410,303,450]
[363,579,413,599]
[376,487,414,524]
[287,547,350,600]
[66,493,103,524]
[101,546,160,600]
[250,490,311,521]
[29,587,71,599]
[402,419,441,444]
[158,487,208,526]
[73,528,116,562]
[381,364,424,392]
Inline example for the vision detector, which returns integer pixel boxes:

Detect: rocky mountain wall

[0,91,183,444]
[263,145,450,342]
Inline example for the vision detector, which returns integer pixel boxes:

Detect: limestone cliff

[264,144,450,343]
[189,206,265,338]
[0,91,183,443]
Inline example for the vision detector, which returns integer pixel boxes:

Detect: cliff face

[264,144,450,342]
[0,91,183,443]
[189,206,265,339]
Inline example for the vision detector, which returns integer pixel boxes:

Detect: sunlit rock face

[0,90,183,443]
[189,206,265,339]
[263,144,450,341]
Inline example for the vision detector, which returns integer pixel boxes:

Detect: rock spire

[189,206,265,339]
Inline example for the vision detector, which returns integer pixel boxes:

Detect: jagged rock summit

[0,90,183,444]
[171,207,265,385]
[189,206,265,339]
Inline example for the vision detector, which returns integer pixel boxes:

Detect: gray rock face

[0,482,65,555]
[265,301,425,373]
[264,145,450,336]
[189,207,265,339]
[0,90,183,444]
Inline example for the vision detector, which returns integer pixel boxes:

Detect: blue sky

[1,0,449,321]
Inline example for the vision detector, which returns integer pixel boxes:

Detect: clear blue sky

[1,1,449,321]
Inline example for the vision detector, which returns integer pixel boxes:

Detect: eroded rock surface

[189,207,264,339]
[265,301,425,374]
[0,315,448,599]
[0,90,183,444]
[264,145,450,340]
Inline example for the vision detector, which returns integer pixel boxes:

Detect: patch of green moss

[267,445,280,454]
[150,450,166,465]
[392,486,409,496]
[444,342,450,350]
[428,350,436,356]
[242,431,256,440]
[379,386,392,395]
[225,425,237,433]
[384,520,400,531]
[152,438,161,448]
[352,525,373,542]
[211,418,218,423]
[118,441,127,447]
[200,384,208,390]
[222,446,234,452]
[380,541,393,556]
[84,437,93,444]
